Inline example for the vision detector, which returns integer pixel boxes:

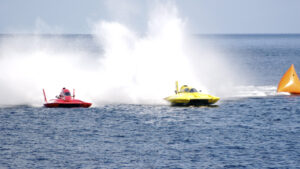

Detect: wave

[0,104,37,109]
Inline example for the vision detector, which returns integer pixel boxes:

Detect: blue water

[1,34,300,168]
[199,34,300,85]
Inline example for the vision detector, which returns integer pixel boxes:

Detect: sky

[0,0,300,34]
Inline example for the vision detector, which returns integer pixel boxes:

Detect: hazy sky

[1,0,299,34]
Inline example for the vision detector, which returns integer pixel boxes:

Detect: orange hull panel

[277,64,300,94]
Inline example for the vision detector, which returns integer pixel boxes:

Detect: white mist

[0,2,251,106]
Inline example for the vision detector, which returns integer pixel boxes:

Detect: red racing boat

[43,88,92,108]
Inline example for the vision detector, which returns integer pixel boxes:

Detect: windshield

[64,92,71,96]
[189,88,198,93]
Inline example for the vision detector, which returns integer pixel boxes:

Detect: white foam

[227,85,288,98]
[0,2,252,106]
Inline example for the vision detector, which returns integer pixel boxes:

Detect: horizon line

[1,33,300,36]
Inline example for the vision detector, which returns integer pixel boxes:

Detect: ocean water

[0,34,300,168]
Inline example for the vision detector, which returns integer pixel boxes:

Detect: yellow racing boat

[164,81,220,106]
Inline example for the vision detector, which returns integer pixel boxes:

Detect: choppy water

[1,97,299,168]
[0,34,300,168]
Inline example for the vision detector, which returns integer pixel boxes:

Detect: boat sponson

[44,102,92,108]
[171,99,212,106]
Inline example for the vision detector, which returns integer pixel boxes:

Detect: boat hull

[165,93,220,106]
[44,102,92,108]
[170,99,213,106]
[44,99,92,108]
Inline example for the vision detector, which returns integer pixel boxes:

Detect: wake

[227,85,288,99]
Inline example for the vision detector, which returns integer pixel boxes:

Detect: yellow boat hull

[165,93,220,106]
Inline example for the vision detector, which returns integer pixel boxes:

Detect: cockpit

[189,88,198,93]
[64,92,71,96]
[180,86,198,93]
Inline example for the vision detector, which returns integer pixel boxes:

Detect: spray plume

[0,2,247,106]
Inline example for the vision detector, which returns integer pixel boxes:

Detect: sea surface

[0,34,300,168]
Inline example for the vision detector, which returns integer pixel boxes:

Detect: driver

[56,87,66,99]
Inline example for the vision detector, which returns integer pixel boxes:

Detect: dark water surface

[1,34,300,168]
[1,96,300,168]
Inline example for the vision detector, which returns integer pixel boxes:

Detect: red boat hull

[44,99,92,108]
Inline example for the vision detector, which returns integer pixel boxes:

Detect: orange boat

[277,64,300,94]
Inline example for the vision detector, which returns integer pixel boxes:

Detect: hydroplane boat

[164,81,220,106]
[277,64,300,94]
[43,88,92,108]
